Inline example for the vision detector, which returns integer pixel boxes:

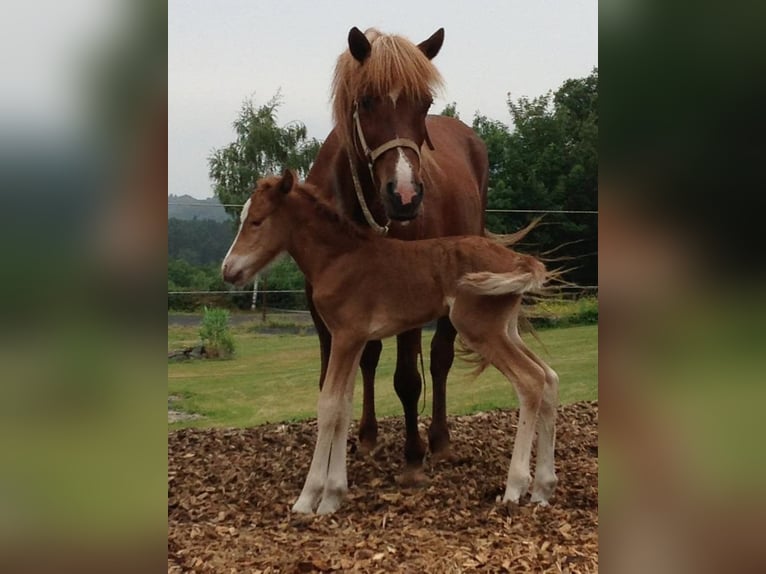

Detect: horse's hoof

[396,467,429,487]
[429,447,458,464]
[357,438,378,456]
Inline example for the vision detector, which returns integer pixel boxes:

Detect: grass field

[169,317,597,429]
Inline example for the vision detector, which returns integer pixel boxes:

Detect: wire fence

[168,202,597,308]
[168,285,598,296]
[169,200,598,215]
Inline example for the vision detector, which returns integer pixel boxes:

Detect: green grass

[169,320,597,429]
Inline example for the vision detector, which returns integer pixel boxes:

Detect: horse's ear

[278,169,294,194]
[417,28,445,60]
[348,27,371,63]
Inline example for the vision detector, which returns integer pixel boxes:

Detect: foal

[222,171,559,515]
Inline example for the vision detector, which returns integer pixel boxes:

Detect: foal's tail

[455,259,548,378]
[458,258,548,296]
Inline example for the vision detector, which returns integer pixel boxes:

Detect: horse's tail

[484,216,543,246]
[458,258,548,296]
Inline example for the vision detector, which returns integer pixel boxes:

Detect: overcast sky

[169,0,597,199]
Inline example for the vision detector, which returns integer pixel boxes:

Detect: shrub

[199,307,236,358]
[527,296,598,328]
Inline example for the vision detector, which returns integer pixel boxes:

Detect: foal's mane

[292,182,372,242]
[331,28,444,149]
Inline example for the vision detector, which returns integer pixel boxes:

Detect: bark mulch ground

[168,401,598,573]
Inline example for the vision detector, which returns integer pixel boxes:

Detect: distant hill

[168,194,230,222]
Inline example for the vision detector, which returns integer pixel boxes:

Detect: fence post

[251,274,260,311]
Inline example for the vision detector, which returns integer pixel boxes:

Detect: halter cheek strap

[350,101,433,235]
[347,153,389,236]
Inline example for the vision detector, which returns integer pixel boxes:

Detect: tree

[206,93,322,312]
[208,92,322,220]
[440,102,460,119]
[168,218,234,266]
[473,69,598,287]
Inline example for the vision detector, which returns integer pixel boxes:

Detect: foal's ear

[278,169,295,194]
[348,27,372,63]
[417,28,445,60]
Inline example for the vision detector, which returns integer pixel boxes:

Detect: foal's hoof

[291,499,315,515]
[396,466,429,487]
[496,497,521,517]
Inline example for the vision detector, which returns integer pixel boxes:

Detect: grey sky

[169,0,597,199]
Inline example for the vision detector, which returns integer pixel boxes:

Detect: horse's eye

[359,96,374,111]
[250,220,262,228]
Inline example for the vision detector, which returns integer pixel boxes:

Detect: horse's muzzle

[385,180,423,220]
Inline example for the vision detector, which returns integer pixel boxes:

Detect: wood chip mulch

[168,401,598,573]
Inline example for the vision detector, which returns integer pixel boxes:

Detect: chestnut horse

[306,26,488,477]
[222,171,558,515]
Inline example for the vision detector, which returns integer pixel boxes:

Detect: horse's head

[333,27,445,222]
[221,170,295,286]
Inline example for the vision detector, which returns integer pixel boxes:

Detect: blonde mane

[331,28,444,149]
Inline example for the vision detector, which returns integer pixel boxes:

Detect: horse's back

[426,115,488,183]
[421,115,488,237]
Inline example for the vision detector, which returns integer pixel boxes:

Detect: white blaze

[223,197,251,264]
[395,148,413,185]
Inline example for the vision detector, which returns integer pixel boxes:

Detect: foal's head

[332,27,445,221]
[221,171,295,286]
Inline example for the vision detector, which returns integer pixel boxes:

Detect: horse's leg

[428,316,455,461]
[394,329,428,483]
[358,339,383,453]
[450,295,545,504]
[306,283,331,389]
[511,330,559,505]
[293,336,365,514]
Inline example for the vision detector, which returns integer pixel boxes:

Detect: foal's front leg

[292,337,365,514]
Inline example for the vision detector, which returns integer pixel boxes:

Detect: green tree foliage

[167,258,229,310]
[474,69,598,287]
[440,102,460,119]
[208,92,322,220]
[168,217,235,266]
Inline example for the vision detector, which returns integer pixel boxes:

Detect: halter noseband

[348,101,433,236]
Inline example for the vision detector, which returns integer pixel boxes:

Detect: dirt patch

[168,396,203,424]
[168,401,598,572]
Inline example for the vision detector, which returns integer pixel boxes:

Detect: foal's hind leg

[511,329,559,504]
[489,338,545,503]
[450,295,546,504]
[429,316,456,461]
